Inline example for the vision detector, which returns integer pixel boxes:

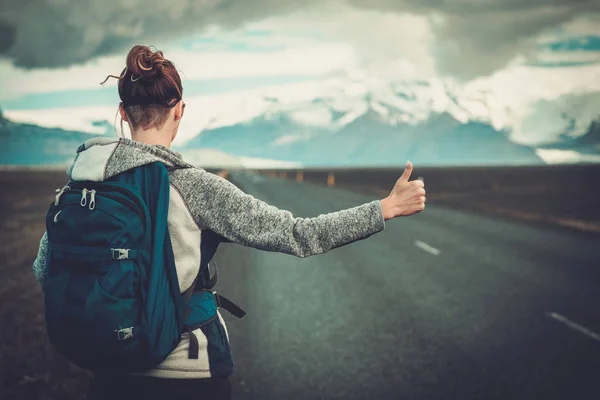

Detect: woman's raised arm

[169,161,425,258]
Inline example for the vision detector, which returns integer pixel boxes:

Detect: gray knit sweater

[33,136,386,378]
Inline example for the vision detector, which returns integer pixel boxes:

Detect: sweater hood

[66,137,194,182]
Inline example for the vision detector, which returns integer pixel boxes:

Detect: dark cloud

[1,0,599,79]
[0,0,287,68]
[430,7,590,79]
[349,0,600,79]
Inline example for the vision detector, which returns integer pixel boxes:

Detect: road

[211,171,600,400]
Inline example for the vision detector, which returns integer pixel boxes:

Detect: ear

[119,102,129,122]
[174,100,184,121]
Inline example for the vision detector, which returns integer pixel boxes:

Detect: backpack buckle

[112,248,130,260]
[115,327,135,341]
[212,291,222,308]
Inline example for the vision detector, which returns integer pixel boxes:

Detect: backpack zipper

[88,190,96,210]
[54,185,71,206]
[69,183,146,229]
[80,188,88,207]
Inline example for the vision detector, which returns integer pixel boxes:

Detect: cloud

[0,0,305,69]
[0,41,355,101]
[291,8,437,79]
[430,8,600,79]
[1,0,599,80]
[343,0,600,78]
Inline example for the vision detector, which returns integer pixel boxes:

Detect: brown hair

[101,45,184,133]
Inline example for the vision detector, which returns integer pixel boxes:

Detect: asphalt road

[211,171,600,400]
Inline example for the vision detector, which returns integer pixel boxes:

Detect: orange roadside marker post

[327,172,335,187]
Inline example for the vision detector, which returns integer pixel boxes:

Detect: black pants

[87,373,232,400]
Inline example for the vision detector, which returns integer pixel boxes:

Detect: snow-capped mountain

[177,65,599,166]
[180,65,600,144]
[181,68,600,166]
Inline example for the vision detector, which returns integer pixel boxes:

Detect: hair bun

[126,45,166,80]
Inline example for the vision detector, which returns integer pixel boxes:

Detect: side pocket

[187,291,218,327]
[85,279,139,334]
[83,279,142,363]
[98,260,139,298]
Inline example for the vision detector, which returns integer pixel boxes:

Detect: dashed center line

[414,240,440,256]
[547,312,600,342]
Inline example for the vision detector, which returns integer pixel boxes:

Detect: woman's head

[102,45,185,144]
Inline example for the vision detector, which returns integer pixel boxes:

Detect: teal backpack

[42,162,244,374]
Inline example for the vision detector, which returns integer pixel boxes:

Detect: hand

[380,161,426,220]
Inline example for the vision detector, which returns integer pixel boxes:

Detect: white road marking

[547,312,600,342]
[414,240,440,256]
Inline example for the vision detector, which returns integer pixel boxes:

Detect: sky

[1,0,600,150]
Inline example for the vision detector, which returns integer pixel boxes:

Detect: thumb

[399,161,413,182]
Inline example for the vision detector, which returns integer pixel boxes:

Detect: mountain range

[0,107,107,166]
[179,75,600,167]
[2,73,600,167]
[182,102,543,167]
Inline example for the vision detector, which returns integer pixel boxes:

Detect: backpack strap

[181,228,220,304]
[140,162,199,358]
[212,292,246,319]
[181,272,202,359]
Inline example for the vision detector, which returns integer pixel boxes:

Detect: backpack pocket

[98,260,139,299]
[85,279,141,344]
[186,291,218,327]
[81,279,144,369]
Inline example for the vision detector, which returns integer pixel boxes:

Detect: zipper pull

[89,189,96,210]
[80,188,88,207]
[53,209,62,223]
[54,185,70,206]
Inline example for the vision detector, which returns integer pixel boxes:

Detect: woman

[33,44,426,400]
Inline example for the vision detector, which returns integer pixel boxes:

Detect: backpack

[42,162,245,373]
